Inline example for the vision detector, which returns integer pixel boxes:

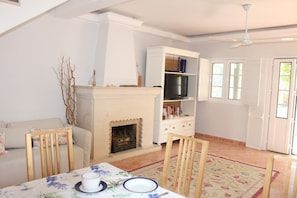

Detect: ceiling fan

[207,4,256,47]
[208,4,297,47]
[231,4,252,48]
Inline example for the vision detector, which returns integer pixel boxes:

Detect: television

[164,74,188,100]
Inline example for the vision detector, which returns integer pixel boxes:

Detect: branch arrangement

[55,56,76,125]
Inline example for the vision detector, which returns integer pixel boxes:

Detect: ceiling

[53,0,297,41]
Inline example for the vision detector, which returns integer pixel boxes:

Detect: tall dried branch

[55,56,76,125]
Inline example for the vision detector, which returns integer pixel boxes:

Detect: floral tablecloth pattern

[0,162,184,198]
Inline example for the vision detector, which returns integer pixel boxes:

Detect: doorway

[267,58,297,154]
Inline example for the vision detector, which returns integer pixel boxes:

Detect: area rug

[131,153,279,198]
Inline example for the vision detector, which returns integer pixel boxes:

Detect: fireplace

[110,119,141,153]
[75,86,162,162]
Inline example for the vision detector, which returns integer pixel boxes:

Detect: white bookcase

[145,46,200,144]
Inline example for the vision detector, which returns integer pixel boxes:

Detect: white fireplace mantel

[76,86,160,98]
[75,86,162,162]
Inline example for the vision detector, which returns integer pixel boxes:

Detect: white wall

[0,12,186,123]
[190,41,297,143]
[134,32,189,84]
[0,13,98,122]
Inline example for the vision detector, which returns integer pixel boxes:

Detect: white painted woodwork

[245,58,273,150]
[267,58,297,154]
[145,46,199,144]
[198,58,210,101]
[80,12,142,86]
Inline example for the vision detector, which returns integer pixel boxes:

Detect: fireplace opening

[110,118,142,154]
[111,124,137,153]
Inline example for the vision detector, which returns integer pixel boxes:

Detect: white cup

[81,172,100,192]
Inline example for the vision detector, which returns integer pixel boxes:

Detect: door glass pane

[228,62,243,100]
[276,62,292,118]
[211,63,224,98]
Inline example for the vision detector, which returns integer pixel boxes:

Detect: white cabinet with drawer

[157,116,195,144]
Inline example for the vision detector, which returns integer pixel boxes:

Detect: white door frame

[267,58,297,154]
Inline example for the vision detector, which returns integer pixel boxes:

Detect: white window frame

[209,58,245,104]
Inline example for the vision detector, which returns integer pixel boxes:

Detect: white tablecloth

[0,162,185,198]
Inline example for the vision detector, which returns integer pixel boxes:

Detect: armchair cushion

[0,121,5,128]
[2,127,31,149]
[0,118,92,188]
[30,127,71,148]
[71,126,92,167]
[0,132,7,155]
[6,118,63,129]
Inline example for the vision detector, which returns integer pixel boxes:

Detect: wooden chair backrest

[25,128,74,181]
[262,154,297,198]
[161,133,209,198]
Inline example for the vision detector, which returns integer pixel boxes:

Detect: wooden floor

[111,134,291,197]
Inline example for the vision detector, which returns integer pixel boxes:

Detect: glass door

[267,58,297,154]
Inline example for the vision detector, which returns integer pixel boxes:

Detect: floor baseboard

[195,132,246,147]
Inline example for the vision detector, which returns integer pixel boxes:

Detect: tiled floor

[111,134,291,197]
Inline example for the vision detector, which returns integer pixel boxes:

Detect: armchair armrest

[71,126,92,167]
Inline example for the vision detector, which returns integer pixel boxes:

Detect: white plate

[123,177,158,193]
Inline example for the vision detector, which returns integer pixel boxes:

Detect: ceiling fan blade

[231,42,242,48]
[231,37,297,48]
[231,40,253,48]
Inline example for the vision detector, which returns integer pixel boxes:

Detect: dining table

[0,162,186,198]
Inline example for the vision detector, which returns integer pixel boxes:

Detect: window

[276,62,292,118]
[211,63,224,98]
[228,62,243,100]
[210,60,244,101]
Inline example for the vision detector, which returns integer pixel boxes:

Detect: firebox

[110,119,141,153]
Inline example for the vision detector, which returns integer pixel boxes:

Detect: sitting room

[1,0,297,197]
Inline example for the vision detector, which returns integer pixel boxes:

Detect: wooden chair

[161,133,209,198]
[262,154,297,198]
[25,128,74,181]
